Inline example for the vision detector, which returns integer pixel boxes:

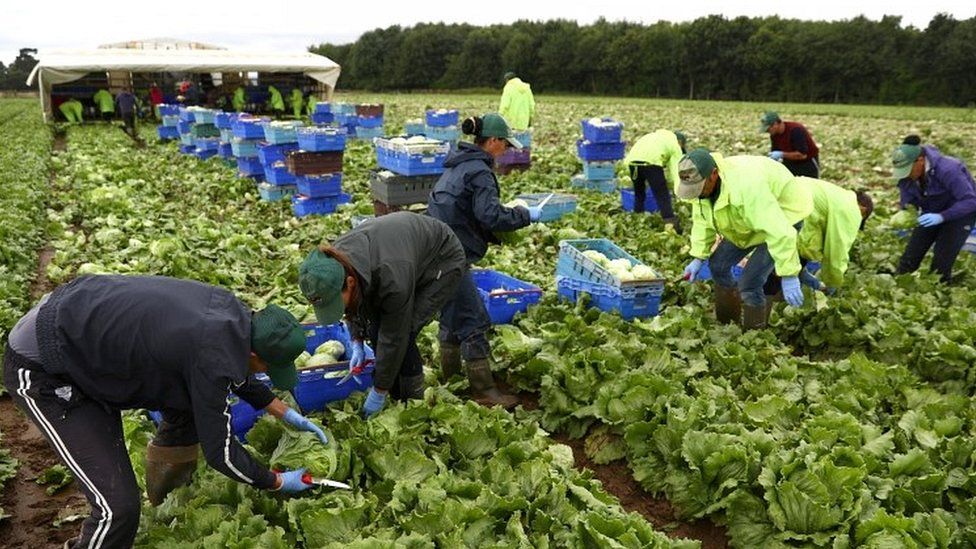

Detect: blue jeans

[710,239,776,307]
[439,268,492,360]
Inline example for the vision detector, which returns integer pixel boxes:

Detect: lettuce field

[1,93,976,548]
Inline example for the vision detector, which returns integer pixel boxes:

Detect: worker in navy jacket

[3,275,326,548]
[892,143,976,282]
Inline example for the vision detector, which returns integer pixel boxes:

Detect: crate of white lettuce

[375,136,450,176]
[555,238,665,319]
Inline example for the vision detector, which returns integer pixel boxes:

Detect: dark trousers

[121,111,136,132]
[367,323,423,401]
[628,163,675,218]
[2,347,141,549]
[897,213,976,283]
[439,268,492,361]
[785,158,820,178]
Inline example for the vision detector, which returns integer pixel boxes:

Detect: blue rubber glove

[917,213,944,227]
[768,150,785,161]
[798,268,824,292]
[349,340,365,369]
[282,408,328,444]
[683,258,704,282]
[781,276,804,307]
[526,205,543,223]
[275,469,312,493]
[362,388,386,418]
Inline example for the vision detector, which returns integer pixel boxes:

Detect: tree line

[0,49,38,92]
[310,15,976,106]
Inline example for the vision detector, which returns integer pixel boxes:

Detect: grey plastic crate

[369,169,441,206]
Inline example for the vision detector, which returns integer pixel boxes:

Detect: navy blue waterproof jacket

[899,145,976,221]
[427,142,530,262]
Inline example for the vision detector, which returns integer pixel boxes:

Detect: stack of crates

[231,115,269,181]
[572,118,625,193]
[176,107,196,154]
[424,109,460,143]
[333,103,358,136]
[288,126,349,217]
[156,104,180,140]
[214,112,239,162]
[190,108,220,160]
[257,121,304,201]
[311,102,334,126]
[404,118,425,136]
[373,136,450,216]
[495,129,532,175]
[555,238,665,320]
[355,104,384,140]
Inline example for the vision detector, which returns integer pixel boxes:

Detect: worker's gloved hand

[683,258,705,282]
[917,213,944,227]
[526,205,544,222]
[798,268,824,292]
[362,388,386,418]
[275,468,312,493]
[349,340,366,369]
[282,408,328,444]
[781,276,804,307]
[768,151,785,161]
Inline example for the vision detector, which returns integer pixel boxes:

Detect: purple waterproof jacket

[898,145,976,221]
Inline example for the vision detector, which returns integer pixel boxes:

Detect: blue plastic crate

[404,121,425,135]
[556,275,662,320]
[294,322,376,413]
[161,115,180,127]
[258,142,299,165]
[291,193,352,217]
[577,139,626,161]
[313,102,332,114]
[424,125,459,143]
[514,193,577,222]
[177,120,192,134]
[357,115,384,128]
[355,126,384,140]
[178,108,194,122]
[556,238,665,291]
[232,118,268,139]
[158,104,180,116]
[297,173,343,198]
[620,188,659,213]
[583,161,616,180]
[375,140,450,176]
[179,133,194,146]
[194,137,219,151]
[335,113,359,126]
[157,125,179,139]
[237,156,263,176]
[426,109,459,127]
[194,148,217,160]
[231,139,260,158]
[257,182,296,202]
[179,144,196,154]
[192,109,215,124]
[311,112,335,125]
[263,123,300,145]
[214,112,238,129]
[331,103,356,116]
[219,128,234,142]
[571,175,618,193]
[264,163,297,185]
[218,142,234,159]
[297,128,346,152]
[581,118,624,143]
[472,269,543,324]
[512,130,532,149]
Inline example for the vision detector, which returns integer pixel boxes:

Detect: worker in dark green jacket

[298,213,467,418]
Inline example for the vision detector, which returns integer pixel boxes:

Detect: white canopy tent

[27,44,341,120]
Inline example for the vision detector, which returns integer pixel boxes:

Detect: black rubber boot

[397,373,426,400]
[742,303,768,330]
[465,358,518,410]
[714,285,742,325]
[439,341,462,381]
[146,442,198,506]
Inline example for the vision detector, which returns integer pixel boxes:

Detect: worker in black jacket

[3,275,324,548]
[298,212,466,418]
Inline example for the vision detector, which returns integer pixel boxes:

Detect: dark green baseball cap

[759,111,780,132]
[676,148,717,200]
[251,304,305,390]
[481,113,523,149]
[298,249,346,325]
[891,144,922,180]
[503,72,516,82]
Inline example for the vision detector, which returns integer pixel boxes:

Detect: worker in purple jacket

[891,141,976,282]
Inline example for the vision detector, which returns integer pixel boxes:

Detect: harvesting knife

[301,473,351,490]
[536,192,556,211]
[338,359,374,386]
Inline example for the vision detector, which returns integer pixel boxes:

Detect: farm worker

[59,98,83,123]
[891,142,976,283]
[499,72,535,131]
[2,275,326,547]
[622,129,688,233]
[232,86,247,112]
[268,85,285,115]
[427,114,541,408]
[289,88,304,118]
[678,149,813,330]
[149,82,164,119]
[298,213,466,418]
[760,111,820,178]
[93,88,115,120]
[115,88,138,133]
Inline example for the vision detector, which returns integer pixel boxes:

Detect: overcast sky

[3,0,974,66]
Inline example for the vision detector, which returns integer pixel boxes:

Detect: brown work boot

[439,341,462,381]
[465,358,518,410]
[714,285,742,325]
[741,303,768,331]
[146,442,198,506]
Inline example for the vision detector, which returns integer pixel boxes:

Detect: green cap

[481,113,522,148]
[673,130,687,147]
[503,72,516,82]
[759,111,780,132]
[251,304,305,390]
[298,249,347,325]
[676,148,717,200]
[891,144,922,180]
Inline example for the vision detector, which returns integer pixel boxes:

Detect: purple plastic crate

[296,173,343,198]
[581,118,624,143]
[620,188,659,213]
[291,193,352,217]
[258,142,299,165]
[577,139,626,162]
